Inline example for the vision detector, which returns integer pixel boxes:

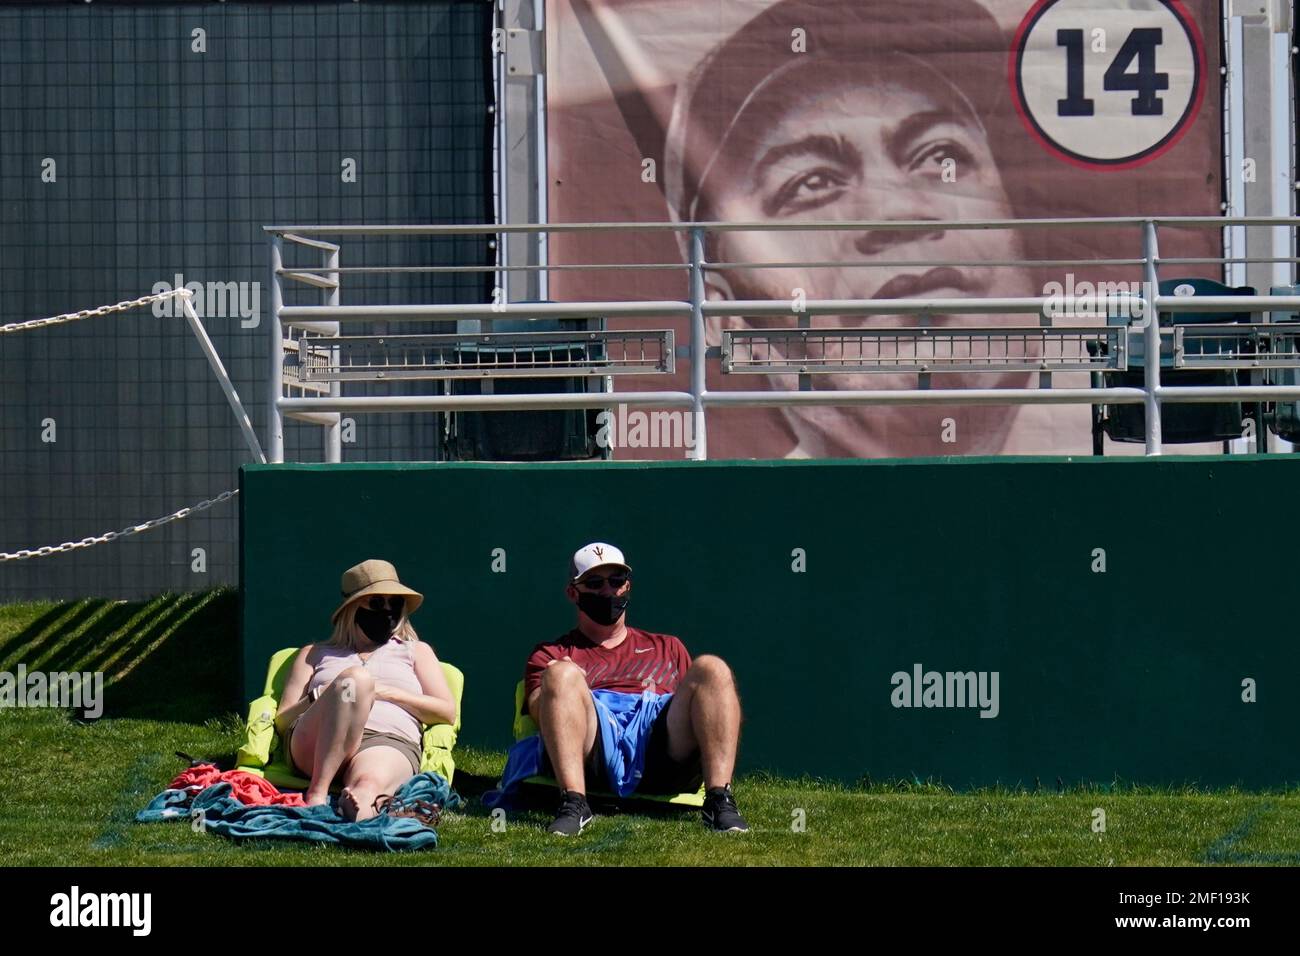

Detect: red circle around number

[1008,0,1207,171]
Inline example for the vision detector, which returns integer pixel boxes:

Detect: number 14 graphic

[1057,28,1170,117]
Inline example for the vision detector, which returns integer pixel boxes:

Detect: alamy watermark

[595,404,698,454]
[151,273,261,328]
[0,664,103,718]
[1042,274,1148,323]
[49,886,150,936]
[890,663,999,719]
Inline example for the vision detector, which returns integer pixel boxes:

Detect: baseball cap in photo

[663,0,1012,228]
[569,542,632,582]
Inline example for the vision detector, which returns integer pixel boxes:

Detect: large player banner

[546,0,1222,458]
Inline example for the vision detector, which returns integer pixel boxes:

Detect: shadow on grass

[108,589,241,723]
[485,782,698,821]
[42,600,152,675]
[0,587,242,725]
[0,600,103,672]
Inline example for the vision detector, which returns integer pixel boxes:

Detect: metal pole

[1227,15,1247,288]
[279,391,697,413]
[688,227,708,459]
[1142,220,1163,455]
[325,245,342,463]
[535,0,549,302]
[1265,23,1294,454]
[701,387,1149,407]
[269,235,285,463]
[280,301,693,321]
[1270,28,1294,292]
[179,293,267,464]
[275,384,1300,413]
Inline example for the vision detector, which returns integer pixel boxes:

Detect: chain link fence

[0,1,492,601]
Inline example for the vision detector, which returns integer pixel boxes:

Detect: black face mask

[355,605,398,645]
[576,590,629,626]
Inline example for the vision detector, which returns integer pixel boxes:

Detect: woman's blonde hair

[327,597,420,651]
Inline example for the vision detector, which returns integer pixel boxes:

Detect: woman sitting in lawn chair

[275,559,458,821]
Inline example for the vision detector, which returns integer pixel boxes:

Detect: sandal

[372,793,443,829]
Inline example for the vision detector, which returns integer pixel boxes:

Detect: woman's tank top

[306,638,423,744]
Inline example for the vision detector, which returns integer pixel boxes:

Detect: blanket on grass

[136,769,461,852]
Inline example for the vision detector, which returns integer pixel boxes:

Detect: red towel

[169,764,307,807]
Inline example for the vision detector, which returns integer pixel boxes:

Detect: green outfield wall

[240,456,1300,789]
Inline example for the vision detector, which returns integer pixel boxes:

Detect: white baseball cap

[569,542,631,582]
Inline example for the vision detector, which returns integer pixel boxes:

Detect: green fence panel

[241,457,1300,789]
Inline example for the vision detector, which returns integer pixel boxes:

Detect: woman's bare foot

[340,785,385,822]
[303,789,330,807]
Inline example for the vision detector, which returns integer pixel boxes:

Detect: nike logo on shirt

[634,646,653,653]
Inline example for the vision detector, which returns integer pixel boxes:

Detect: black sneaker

[702,784,750,832]
[547,790,594,836]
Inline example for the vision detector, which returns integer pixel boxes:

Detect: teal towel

[137,770,460,852]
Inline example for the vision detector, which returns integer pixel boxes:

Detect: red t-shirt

[524,627,692,699]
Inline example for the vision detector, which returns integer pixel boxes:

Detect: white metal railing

[265,216,1300,461]
[290,329,673,382]
[1172,324,1300,368]
[720,327,1128,375]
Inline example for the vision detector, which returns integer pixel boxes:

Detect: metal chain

[0,288,190,335]
[0,489,238,562]
[0,288,223,561]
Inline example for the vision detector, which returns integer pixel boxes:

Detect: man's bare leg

[663,654,741,789]
[532,660,599,794]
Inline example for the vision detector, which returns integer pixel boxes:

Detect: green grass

[2,588,1298,865]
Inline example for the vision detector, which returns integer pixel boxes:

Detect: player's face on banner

[702,68,1036,454]
[546,0,1221,458]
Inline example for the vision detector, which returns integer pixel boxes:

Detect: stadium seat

[511,679,705,807]
[234,646,463,790]
[1089,278,1254,454]
[443,307,608,461]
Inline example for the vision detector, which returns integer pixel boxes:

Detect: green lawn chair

[235,646,463,790]
[511,679,704,807]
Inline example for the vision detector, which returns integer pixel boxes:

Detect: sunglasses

[366,595,406,613]
[576,573,630,591]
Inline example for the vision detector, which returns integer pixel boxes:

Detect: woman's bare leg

[338,747,417,822]
[291,666,375,806]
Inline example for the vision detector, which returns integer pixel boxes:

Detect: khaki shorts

[287,719,422,780]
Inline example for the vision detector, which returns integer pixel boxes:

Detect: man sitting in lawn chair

[520,543,749,836]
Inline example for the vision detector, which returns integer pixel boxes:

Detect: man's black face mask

[576,589,629,626]
[356,596,403,645]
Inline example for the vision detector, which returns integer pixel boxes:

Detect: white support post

[324,245,342,463]
[268,235,285,463]
[1142,221,1163,456]
[688,227,708,460]
[1227,15,1247,287]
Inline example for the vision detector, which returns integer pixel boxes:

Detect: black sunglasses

[576,573,630,591]
[366,595,406,613]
